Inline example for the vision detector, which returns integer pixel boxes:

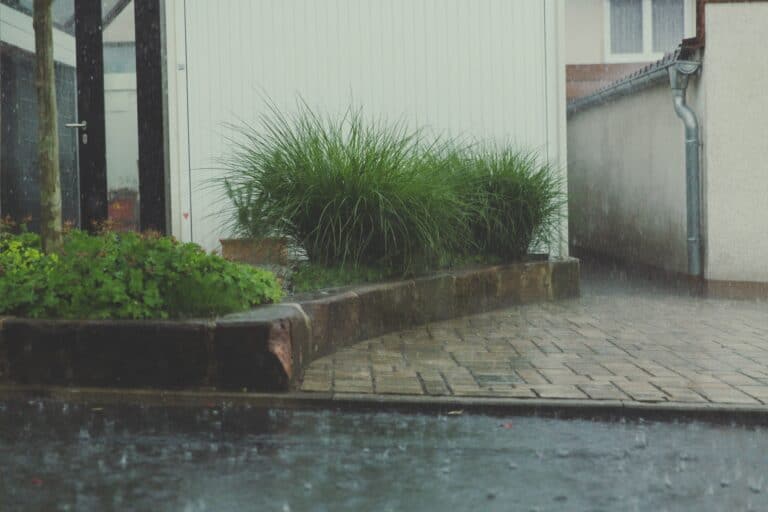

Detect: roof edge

[567,48,682,116]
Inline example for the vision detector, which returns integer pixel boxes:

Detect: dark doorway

[74,0,108,231]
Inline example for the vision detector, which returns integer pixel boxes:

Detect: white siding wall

[166,0,567,253]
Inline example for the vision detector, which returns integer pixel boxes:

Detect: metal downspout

[668,61,702,278]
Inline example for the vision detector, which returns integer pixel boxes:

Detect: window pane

[1,0,76,35]
[0,0,80,228]
[610,0,643,54]
[103,0,140,231]
[652,0,684,52]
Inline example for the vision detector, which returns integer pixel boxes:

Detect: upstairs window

[606,0,693,62]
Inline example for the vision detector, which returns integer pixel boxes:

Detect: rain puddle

[1,400,767,511]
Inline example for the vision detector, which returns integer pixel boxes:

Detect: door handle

[65,121,87,129]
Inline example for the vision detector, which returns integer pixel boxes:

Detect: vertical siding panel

[182,0,558,249]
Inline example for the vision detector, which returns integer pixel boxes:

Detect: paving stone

[565,363,613,376]
[298,275,768,408]
[454,386,536,398]
[538,370,593,385]
[421,380,450,396]
[713,373,761,386]
[614,383,668,402]
[375,378,423,395]
[449,383,484,394]
[334,370,372,380]
[660,387,709,403]
[515,369,550,385]
[694,385,760,405]
[736,386,768,403]
[577,383,629,400]
[300,378,333,392]
[646,377,692,387]
[588,375,628,383]
[479,386,537,398]
[532,385,588,399]
[334,380,374,393]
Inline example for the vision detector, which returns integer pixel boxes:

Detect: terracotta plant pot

[220,238,289,266]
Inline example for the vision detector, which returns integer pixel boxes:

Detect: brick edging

[292,259,579,386]
[0,259,579,393]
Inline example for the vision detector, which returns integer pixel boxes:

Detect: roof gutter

[567,51,681,116]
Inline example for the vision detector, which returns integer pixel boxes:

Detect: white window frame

[603,0,696,63]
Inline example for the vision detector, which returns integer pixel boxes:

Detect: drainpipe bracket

[669,61,701,90]
[675,60,701,76]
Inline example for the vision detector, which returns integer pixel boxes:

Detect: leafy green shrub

[0,231,59,317]
[221,102,470,271]
[463,149,564,260]
[0,230,282,319]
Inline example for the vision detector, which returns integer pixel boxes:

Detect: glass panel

[0,0,76,35]
[0,0,80,230]
[610,0,643,54]
[652,0,684,53]
[103,0,139,231]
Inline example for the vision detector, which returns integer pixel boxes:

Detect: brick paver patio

[300,269,768,406]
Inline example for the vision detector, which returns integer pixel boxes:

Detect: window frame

[603,0,695,63]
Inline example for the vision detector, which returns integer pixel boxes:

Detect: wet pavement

[301,263,768,406]
[2,399,768,511]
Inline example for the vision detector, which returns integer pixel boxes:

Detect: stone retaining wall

[0,259,578,392]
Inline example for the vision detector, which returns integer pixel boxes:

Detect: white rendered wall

[166,0,568,255]
[566,0,604,64]
[701,3,768,284]
[567,81,694,274]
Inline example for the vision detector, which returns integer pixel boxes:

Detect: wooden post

[33,0,62,251]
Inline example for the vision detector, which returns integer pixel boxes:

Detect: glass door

[74,0,139,231]
[103,0,140,231]
[0,0,165,233]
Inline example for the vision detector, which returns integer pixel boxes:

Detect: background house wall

[566,0,696,100]
[566,0,604,64]
[165,0,568,257]
[567,80,695,274]
[567,1,768,287]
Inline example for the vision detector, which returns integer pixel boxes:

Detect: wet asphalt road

[2,400,768,511]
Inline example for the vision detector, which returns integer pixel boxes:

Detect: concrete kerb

[2,385,768,426]
[0,258,579,393]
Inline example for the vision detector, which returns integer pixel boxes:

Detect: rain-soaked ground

[2,400,768,511]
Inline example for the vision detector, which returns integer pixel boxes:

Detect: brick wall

[566,63,649,100]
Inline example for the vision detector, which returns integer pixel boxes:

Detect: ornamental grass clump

[0,229,282,319]
[463,149,564,260]
[221,102,470,271]
[221,102,565,279]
